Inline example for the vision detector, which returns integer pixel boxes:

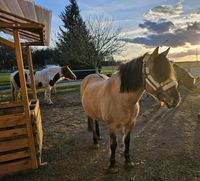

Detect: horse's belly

[82,90,103,120]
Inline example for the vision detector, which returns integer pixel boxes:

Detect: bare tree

[87,16,125,71]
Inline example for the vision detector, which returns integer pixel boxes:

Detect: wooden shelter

[0,0,52,175]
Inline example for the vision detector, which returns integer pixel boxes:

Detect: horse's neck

[45,67,61,79]
[175,65,195,88]
[34,67,61,86]
[112,73,145,105]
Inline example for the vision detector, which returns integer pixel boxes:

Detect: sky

[34,0,200,62]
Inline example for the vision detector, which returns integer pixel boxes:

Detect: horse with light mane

[80,47,181,173]
[10,65,76,104]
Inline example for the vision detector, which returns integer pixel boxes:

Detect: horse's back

[80,74,109,96]
[80,74,111,119]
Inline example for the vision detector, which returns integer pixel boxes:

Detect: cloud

[187,22,200,31]
[139,20,174,33]
[122,1,200,49]
[170,48,197,58]
[122,26,200,47]
[144,1,183,20]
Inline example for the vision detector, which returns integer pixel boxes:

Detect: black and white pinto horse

[10,66,76,104]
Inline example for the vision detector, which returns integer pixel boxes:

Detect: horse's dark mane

[119,54,145,93]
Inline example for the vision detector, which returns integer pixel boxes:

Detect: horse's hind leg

[88,119,101,139]
[87,117,92,131]
[95,121,101,140]
[88,117,99,147]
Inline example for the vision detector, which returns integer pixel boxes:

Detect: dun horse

[159,63,200,106]
[80,47,181,173]
[173,63,200,90]
[10,65,76,104]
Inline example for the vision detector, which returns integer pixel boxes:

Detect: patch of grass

[35,84,80,96]
[0,83,80,103]
[101,67,118,74]
[0,93,11,102]
[0,73,10,86]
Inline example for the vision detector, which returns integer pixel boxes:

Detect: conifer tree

[56,0,96,67]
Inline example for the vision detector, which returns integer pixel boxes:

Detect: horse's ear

[151,47,159,58]
[148,47,159,64]
[161,47,170,57]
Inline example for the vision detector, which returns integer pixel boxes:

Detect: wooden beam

[0,37,15,49]
[0,101,23,109]
[13,30,38,169]
[0,150,30,163]
[39,28,44,45]
[0,138,29,154]
[0,9,42,25]
[21,41,43,46]
[26,46,37,100]
[0,158,32,175]
[0,22,44,30]
[4,28,41,41]
[0,127,27,140]
[0,113,25,128]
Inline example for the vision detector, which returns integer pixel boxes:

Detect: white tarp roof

[0,0,52,46]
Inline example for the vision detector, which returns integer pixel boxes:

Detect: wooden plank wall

[31,100,43,165]
[0,99,43,175]
[0,113,32,175]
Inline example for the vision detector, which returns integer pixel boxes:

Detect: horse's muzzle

[165,96,181,109]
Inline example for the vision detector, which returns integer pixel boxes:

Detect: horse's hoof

[93,144,100,149]
[107,166,119,174]
[125,161,134,170]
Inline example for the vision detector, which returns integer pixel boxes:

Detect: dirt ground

[2,90,200,181]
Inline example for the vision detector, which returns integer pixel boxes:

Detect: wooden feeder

[0,0,51,175]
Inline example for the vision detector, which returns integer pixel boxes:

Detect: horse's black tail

[87,116,93,132]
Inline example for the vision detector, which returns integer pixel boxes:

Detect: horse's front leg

[44,87,53,104]
[109,131,118,173]
[124,126,134,169]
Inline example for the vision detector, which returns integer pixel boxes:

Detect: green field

[100,66,118,74]
[0,73,10,87]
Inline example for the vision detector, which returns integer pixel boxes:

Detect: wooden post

[26,46,37,100]
[13,30,38,169]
